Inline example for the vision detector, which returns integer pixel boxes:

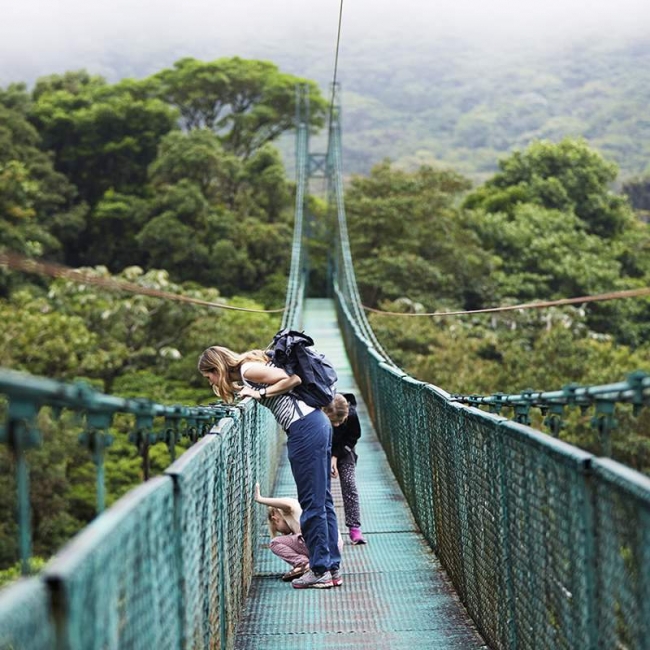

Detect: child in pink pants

[255,483,343,582]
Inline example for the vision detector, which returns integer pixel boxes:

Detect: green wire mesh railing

[0,371,282,650]
[327,103,650,650]
[450,372,650,457]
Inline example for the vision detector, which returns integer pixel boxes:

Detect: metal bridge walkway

[234,298,487,650]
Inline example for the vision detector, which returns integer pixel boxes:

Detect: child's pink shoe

[349,528,367,545]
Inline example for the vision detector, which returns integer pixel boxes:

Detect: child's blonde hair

[323,393,348,425]
[267,506,283,537]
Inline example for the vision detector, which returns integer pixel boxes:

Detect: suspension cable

[362,286,650,317]
[327,0,344,130]
[0,252,285,314]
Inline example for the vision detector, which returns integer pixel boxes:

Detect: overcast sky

[1,0,649,86]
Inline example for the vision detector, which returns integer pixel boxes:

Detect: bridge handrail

[0,373,282,649]
[327,110,650,650]
[0,367,231,419]
[334,280,650,650]
[326,96,395,364]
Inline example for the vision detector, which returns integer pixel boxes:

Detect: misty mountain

[279,36,650,184]
[217,34,650,184]
[3,30,649,184]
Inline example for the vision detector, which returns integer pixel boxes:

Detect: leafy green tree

[463,138,634,238]
[152,57,327,159]
[29,72,178,207]
[135,183,214,283]
[227,216,293,301]
[147,130,292,227]
[240,145,291,222]
[0,290,101,378]
[0,265,285,391]
[140,130,293,301]
[0,87,85,264]
[344,160,494,309]
[473,204,622,300]
[461,139,650,344]
[148,129,242,207]
[83,191,150,269]
[31,70,106,101]
[623,175,650,220]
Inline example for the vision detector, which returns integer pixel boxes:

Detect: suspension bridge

[1,87,650,650]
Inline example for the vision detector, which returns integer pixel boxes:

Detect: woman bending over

[198,345,342,589]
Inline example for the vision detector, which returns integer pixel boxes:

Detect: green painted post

[543,404,565,437]
[80,411,114,513]
[131,406,155,481]
[514,402,532,426]
[163,417,180,463]
[6,397,41,575]
[627,370,647,416]
[15,451,31,575]
[185,417,199,444]
[497,431,518,649]
[591,400,617,458]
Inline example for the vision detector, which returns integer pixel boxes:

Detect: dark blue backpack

[267,329,338,408]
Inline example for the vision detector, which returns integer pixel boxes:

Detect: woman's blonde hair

[197,346,268,403]
[323,393,348,425]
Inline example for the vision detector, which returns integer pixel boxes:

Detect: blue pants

[287,409,341,575]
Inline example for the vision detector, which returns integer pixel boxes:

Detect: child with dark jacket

[323,393,367,544]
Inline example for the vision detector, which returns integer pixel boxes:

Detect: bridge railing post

[79,410,114,513]
[2,396,41,575]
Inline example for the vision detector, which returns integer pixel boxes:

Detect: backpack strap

[290,393,305,418]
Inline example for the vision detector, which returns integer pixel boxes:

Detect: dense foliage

[1,58,326,302]
[0,56,321,570]
[344,142,650,471]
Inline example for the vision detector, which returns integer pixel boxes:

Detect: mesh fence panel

[488,420,594,649]
[0,578,56,650]
[164,403,279,650]
[592,459,650,649]
[0,400,281,650]
[43,476,180,650]
[336,286,650,650]
[165,432,224,649]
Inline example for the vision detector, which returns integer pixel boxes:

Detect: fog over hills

[2,0,649,180]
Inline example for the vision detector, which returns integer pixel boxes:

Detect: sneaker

[282,564,309,582]
[331,569,343,587]
[349,528,367,545]
[291,570,333,589]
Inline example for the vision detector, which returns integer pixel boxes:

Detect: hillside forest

[324,37,650,185]
[1,55,650,578]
